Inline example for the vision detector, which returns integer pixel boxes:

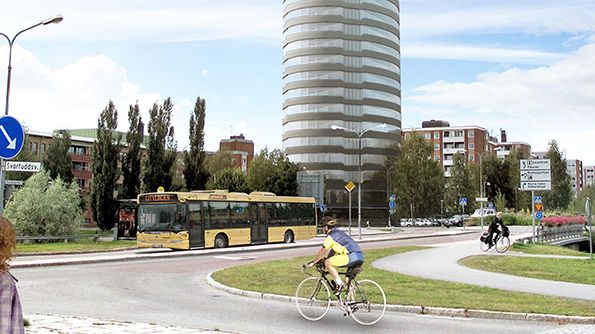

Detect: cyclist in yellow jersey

[307,217,364,294]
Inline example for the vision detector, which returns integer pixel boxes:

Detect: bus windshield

[138,204,186,232]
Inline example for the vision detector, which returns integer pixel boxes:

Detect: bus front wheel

[284,230,294,243]
[214,234,228,248]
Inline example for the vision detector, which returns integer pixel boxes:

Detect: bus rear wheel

[214,234,228,248]
[284,230,294,243]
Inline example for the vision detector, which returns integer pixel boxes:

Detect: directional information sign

[0,115,24,160]
[521,170,551,181]
[520,159,551,191]
[520,159,551,170]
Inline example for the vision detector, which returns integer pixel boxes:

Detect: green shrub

[5,171,83,237]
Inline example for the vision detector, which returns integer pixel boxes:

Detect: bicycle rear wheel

[295,277,331,321]
[348,279,386,325]
[495,236,510,253]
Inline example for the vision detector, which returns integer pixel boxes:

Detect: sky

[0,0,594,165]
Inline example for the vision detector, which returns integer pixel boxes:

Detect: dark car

[444,215,464,227]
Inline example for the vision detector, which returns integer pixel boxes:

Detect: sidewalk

[24,314,239,333]
[374,233,595,301]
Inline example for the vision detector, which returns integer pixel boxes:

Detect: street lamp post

[331,123,387,240]
[0,14,63,214]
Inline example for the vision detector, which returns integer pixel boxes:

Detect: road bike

[295,261,386,325]
[480,232,510,253]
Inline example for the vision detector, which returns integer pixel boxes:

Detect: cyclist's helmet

[321,217,337,228]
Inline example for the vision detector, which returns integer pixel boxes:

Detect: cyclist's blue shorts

[348,251,364,266]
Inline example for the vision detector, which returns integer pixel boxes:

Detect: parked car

[470,208,496,218]
[444,215,464,227]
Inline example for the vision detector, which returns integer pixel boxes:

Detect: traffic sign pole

[0,115,25,215]
[531,191,535,243]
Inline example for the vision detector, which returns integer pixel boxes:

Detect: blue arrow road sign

[535,211,543,220]
[320,204,327,213]
[0,115,24,160]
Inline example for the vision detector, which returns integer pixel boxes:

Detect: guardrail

[16,235,101,243]
[536,224,586,244]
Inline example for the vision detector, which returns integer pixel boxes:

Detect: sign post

[587,197,592,260]
[459,197,467,229]
[345,181,355,236]
[520,159,551,242]
[476,197,488,230]
[0,115,25,215]
[388,193,396,228]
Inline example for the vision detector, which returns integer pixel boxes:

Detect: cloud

[405,43,595,164]
[0,0,283,44]
[0,45,160,134]
[201,69,209,79]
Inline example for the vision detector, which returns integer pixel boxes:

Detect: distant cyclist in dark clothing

[487,212,505,247]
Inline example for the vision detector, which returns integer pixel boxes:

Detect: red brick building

[219,134,254,173]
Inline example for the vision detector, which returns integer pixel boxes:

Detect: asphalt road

[12,232,565,333]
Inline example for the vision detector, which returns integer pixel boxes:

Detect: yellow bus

[136,190,317,250]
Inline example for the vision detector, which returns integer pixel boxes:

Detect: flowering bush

[541,215,586,227]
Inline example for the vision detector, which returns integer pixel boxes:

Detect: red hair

[0,216,16,272]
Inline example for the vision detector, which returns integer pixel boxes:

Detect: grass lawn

[212,246,595,316]
[460,256,595,285]
[511,243,589,257]
[16,240,137,254]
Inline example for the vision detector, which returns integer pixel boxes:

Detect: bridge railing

[536,223,586,244]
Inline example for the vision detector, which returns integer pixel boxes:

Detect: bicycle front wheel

[295,277,331,321]
[348,279,386,325]
[480,240,490,252]
[495,236,510,253]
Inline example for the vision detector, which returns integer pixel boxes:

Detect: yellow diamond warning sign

[345,181,356,192]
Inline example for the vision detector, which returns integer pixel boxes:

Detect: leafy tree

[183,96,209,190]
[206,150,234,176]
[506,149,531,212]
[91,100,121,231]
[573,185,595,214]
[43,131,74,183]
[444,153,475,214]
[542,140,572,210]
[392,133,445,218]
[142,98,177,192]
[246,148,298,195]
[121,101,144,199]
[207,167,249,193]
[483,155,515,209]
[5,171,82,237]
[494,190,507,212]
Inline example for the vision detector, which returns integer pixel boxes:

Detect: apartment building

[493,130,531,160]
[402,120,491,177]
[584,166,595,187]
[567,159,583,196]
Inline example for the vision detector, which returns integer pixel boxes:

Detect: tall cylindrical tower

[282,0,401,218]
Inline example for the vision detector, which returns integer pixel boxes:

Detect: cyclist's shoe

[334,282,345,295]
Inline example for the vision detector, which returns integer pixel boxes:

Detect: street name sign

[520,159,551,191]
[0,115,25,160]
[5,161,41,172]
[475,197,488,202]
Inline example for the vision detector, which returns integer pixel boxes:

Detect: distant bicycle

[295,261,386,325]
[480,231,510,253]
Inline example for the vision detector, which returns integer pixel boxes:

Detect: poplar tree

[142,98,177,192]
[43,130,74,183]
[91,100,121,231]
[543,139,572,210]
[121,102,144,199]
[183,96,209,190]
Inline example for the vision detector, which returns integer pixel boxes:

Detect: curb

[11,230,476,268]
[206,273,595,325]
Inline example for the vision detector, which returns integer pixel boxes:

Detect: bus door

[188,203,204,248]
[250,203,268,244]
